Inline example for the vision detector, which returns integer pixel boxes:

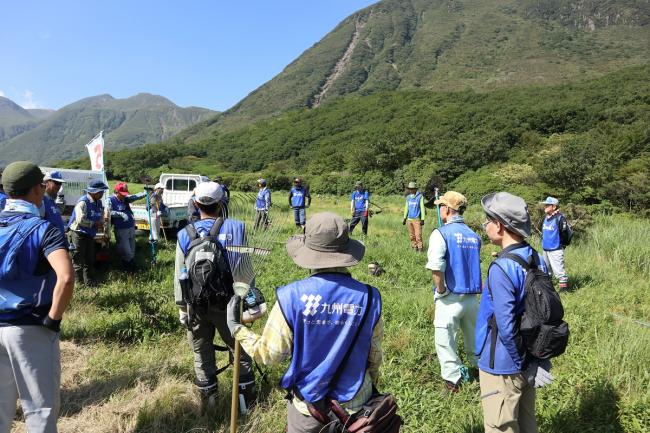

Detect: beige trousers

[406,219,423,249]
[479,370,537,433]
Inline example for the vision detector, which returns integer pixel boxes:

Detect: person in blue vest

[0,161,74,432]
[288,177,311,229]
[68,179,108,287]
[426,191,481,393]
[348,181,370,236]
[43,171,66,213]
[254,178,271,230]
[38,172,68,251]
[476,192,552,433]
[0,168,7,211]
[402,181,426,251]
[226,212,383,433]
[109,182,146,271]
[174,181,255,408]
[540,196,569,291]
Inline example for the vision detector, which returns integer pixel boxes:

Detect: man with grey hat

[403,182,426,251]
[226,212,383,433]
[67,179,108,286]
[349,181,369,235]
[426,191,481,392]
[475,192,552,433]
[0,161,74,432]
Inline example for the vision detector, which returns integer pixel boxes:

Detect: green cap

[1,161,44,195]
[407,182,417,189]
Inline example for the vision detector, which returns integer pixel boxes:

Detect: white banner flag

[85,131,104,171]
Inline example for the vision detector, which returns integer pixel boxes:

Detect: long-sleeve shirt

[403,194,426,220]
[69,196,98,231]
[233,272,383,416]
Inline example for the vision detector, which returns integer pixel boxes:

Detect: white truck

[39,167,112,261]
[132,173,209,232]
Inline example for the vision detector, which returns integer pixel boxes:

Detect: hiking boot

[444,380,460,393]
[238,381,257,414]
[195,377,218,408]
[559,282,568,292]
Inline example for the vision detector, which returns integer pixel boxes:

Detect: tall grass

[11,198,649,432]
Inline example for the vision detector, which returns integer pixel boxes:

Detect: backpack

[559,214,573,247]
[488,251,570,365]
[183,218,234,309]
[0,216,47,313]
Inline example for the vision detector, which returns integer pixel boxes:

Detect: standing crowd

[0,162,572,433]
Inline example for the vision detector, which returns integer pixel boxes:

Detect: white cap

[194,181,224,205]
[154,182,164,190]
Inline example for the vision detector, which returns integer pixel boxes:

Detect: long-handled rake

[221,192,289,433]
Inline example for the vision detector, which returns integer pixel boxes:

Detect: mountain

[26,109,55,120]
[176,0,650,140]
[0,96,43,142]
[0,93,216,164]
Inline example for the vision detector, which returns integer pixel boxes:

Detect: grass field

[10,195,650,433]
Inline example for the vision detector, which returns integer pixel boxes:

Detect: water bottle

[178,267,190,306]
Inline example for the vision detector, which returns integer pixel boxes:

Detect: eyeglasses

[482,219,495,229]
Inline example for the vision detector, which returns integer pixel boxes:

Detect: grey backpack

[184,219,234,308]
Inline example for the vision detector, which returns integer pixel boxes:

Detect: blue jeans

[293,207,306,226]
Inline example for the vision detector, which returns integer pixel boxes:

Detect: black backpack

[183,218,234,309]
[558,214,574,247]
[488,251,570,366]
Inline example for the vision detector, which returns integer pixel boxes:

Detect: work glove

[226,295,244,337]
[402,218,406,225]
[524,359,554,388]
[120,212,129,222]
[42,315,61,333]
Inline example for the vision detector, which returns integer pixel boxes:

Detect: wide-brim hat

[481,192,531,238]
[286,212,365,269]
[434,191,467,211]
[407,182,417,189]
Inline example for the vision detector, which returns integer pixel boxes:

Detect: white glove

[524,359,554,388]
[156,211,162,217]
[434,287,451,300]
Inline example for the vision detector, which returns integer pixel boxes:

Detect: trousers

[479,370,537,433]
[542,249,568,284]
[406,219,423,250]
[70,231,95,285]
[114,226,136,261]
[0,326,60,433]
[349,211,368,235]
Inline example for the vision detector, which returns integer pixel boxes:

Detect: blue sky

[0,0,377,111]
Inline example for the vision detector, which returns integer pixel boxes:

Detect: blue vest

[290,187,306,208]
[68,195,103,237]
[406,192,422,219]
[0,214,57,321]
[542,214,561,251]
[0,191,6,211]
[42,195,66,236]
[255,188,271,210]
[110,195,135,230]
[351,190,369,213]
[276,273,381,403]
[437,222,482,294]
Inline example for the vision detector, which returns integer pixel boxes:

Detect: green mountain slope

[0,96,42,142]
[178,0,650,139]
[77,65,649,211]
[0,93,216,165]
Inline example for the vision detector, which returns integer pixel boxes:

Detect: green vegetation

[12,196,648,432]
[0,94,216,165]
[64,65,650,213]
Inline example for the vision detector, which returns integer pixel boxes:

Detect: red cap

[114,182,129,197]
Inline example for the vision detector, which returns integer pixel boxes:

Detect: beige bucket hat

[286,212,365,269]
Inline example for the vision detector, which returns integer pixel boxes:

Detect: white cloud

[21,90,45,109]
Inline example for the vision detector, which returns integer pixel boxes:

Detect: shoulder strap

[328,284,374,395]
[186,223,198,241]
[208,217,224,238]
[502,252,534,270]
